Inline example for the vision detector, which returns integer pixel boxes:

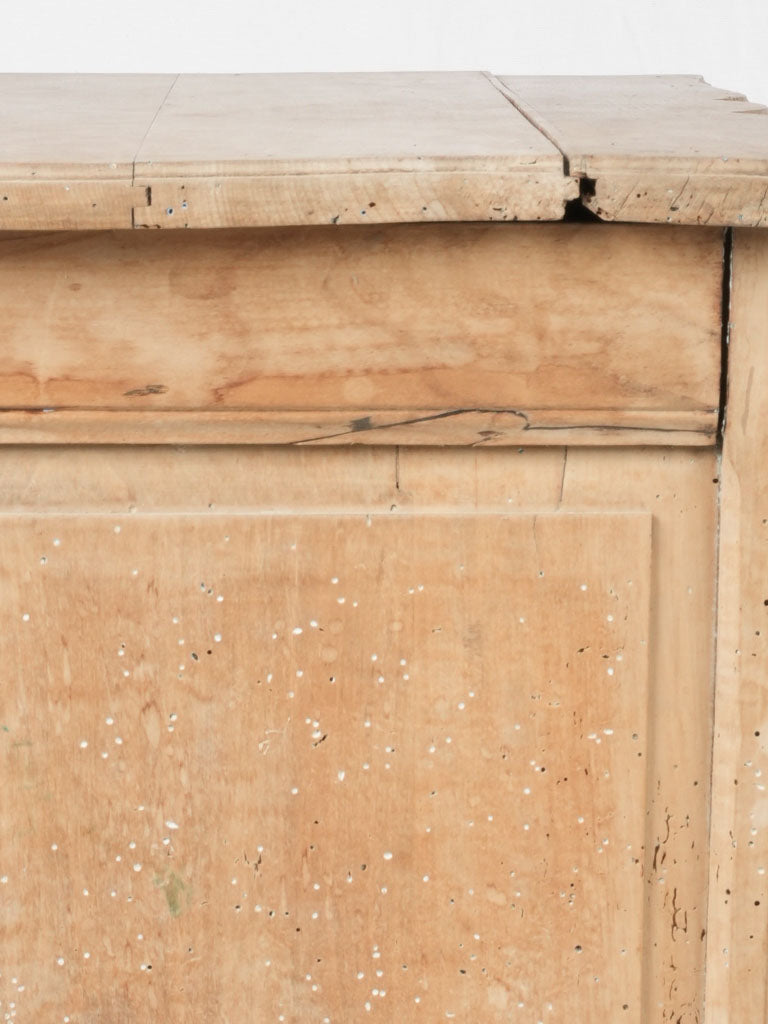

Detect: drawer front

[0,222,723,444]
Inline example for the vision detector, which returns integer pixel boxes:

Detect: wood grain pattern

[0,446,400,513]
[0,181,148,232]
[0,75,171,230]
[0,72,576,229]
[132,172,571,229]
[131,71,576,226]
[0,409,716,447]
[2,72,767,230]
[0,75,174,179]
[500,75,768,227]
[399,446,719,1022]
[0,509,651,1022]
[0,224,723,445]
[706,229,768,1020]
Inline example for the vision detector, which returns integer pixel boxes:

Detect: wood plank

[0,181,147,231]
[0,446,400,512]
[135,72,556,176]
[0,75,173,229]
[0,410,716,447]
[0,224,723,445]
[132,171,570,229]
[498,75,768,227]
[0,75,175,179]
[133,71,574,225]
[398,445,719,1020]
[706,229,768,1019]
[0,510,651,1021]
[0,72,575,229]
[3,72,768,230]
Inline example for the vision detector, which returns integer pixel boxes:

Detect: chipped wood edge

[493,75,768,228]
[582,171,768,228]
[705,229,768,1019]
[0,408,717,446]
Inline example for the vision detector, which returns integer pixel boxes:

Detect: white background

[1,0,767,104]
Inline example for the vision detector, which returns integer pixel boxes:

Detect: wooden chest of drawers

[0,72,766,1023]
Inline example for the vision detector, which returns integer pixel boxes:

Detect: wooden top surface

[136,72,560,175]
[503,75,768,226]
[0,71,766,228]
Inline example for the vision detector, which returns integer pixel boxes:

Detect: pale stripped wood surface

[135,72,556,175]
[398,446,719,1022]
[0,445,718,1021]
[0,72,575,229]
[133,72,573,226]
[0,224,723,445]
[0,508,650,1022]
[0,74,174,179]
[501,75,768,227]
[0,75,170,230]
[2,72,767,229]
[706,230,768,1020]
[0,409,716,448]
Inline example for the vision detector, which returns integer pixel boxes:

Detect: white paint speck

[383,851,393,860]
[214,633,222,643]
[292,627,302,636]
[133,863,142,872]
[165,820,179,830]
[79,740,88,749]
[338,770,346,782]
